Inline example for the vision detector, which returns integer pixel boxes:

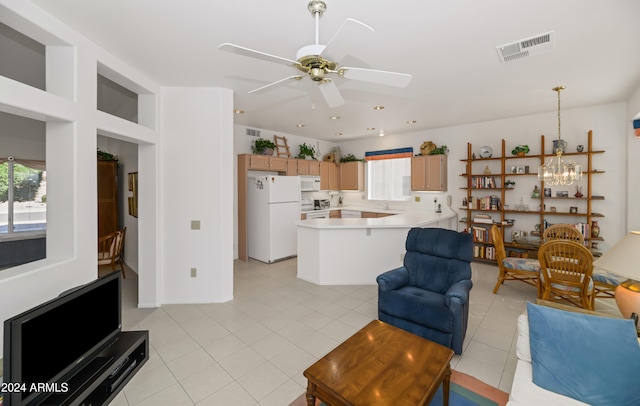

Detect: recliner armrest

[376,267,409,291]
[445,280,473,307]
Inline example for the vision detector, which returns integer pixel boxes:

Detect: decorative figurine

[483,165,491,175]
[531,185,540,198]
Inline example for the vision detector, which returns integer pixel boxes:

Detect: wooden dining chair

[543,224,584,243]
[537,240,595,310]
[491,225,541,294]
[98,227,126,278]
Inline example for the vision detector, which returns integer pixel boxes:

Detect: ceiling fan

[218,0,412,108]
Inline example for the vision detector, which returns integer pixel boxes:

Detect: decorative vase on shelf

[591,221,600,238]
[574,185,583,198]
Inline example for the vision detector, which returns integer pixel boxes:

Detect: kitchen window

[367,157,411,201]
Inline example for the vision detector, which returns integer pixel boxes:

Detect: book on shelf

[470,176,497,189]
[468,195,501,211]
[472,226,493,243]
[473,214,494,224]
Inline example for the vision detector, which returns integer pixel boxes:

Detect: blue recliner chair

[377,227,473,354]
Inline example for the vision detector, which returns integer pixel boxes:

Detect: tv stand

[38,331,149,406]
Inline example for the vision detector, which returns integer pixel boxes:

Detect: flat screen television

[3,271,122,405]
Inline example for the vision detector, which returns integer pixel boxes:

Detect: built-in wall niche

[0,22,45,90]
[97,74,139,123]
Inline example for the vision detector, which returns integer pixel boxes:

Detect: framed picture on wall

[516,166,525,174]
[570,206,578,214]
[544,188,551,197]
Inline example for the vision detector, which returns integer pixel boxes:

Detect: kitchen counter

[297,207,458,285]
[298,207,452,229]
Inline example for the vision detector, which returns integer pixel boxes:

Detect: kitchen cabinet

[340,161,364,191]
[361,211,394,218]
[269,157,287,171]
[411,155,448,191]
[308,160,320,175]
[301,213,307,220]
[249,155,270,170]
[297,160,309,175]
[329,210,341,218]
[286,158,298,175]
[320,162,340,190]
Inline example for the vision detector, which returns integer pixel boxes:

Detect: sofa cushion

[526,302,640,406]
[515,314,531,363]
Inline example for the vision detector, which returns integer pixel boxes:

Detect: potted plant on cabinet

[251,138,276,155]
[297,143,317,160]
[430,145,449,155]
[511,145,530,157]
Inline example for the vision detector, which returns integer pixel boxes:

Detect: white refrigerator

[247,175,301,263]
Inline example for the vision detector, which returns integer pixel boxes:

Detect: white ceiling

[31,0,640,141]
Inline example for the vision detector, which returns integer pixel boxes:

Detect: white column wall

[161,88,234,303]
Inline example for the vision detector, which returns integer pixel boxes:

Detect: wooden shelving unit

[460,131,604,263]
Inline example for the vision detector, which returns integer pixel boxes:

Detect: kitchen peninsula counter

[297,207,457,285]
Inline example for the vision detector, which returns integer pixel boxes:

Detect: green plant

[339,153,362,162]
[429,145,449,155]
[511,145,530,155]
[297,143,317,160]
[97,148,117,160]
[251,138,276,154]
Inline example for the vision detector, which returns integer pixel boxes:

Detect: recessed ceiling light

[379,132,385,137]
[296,124,305,128]
[335,132,342,136]
[367,127,376,131]
[233,109,245,114]
[373,106,385,110]
[406,120,417,124]
[330,115,340,120]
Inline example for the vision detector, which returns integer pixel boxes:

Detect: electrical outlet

[190,268,197,277]
[191,220,200,230]
[415,196,421,202]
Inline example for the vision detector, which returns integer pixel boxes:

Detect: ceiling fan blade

[339,67,412,87]
[318,79,345,108]
[321,18,374,61]
[248,75,305,94]
[219,43,299,67]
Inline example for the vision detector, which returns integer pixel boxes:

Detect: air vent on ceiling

[246,128,261,137]
[496,31,554,64]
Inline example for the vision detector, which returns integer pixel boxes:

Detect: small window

[367,158,411,201]
[0,159,47,234]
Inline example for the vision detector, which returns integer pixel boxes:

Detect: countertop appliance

[314,199,330,210]
[301,197,314,212]
[300,176,321,191]
[247,175,301,263]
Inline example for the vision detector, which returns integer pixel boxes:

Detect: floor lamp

[593,231,640,318]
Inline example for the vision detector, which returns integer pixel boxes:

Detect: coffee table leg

[442,364,452,406]
[306,382,316,406]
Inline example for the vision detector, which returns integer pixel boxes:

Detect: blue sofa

[376,227,473,354]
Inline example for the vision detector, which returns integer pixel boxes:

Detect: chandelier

[537,86,582,186]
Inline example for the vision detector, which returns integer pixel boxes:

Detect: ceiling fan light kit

[218,0,412,108]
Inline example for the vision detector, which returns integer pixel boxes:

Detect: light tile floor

[110,259,620,405]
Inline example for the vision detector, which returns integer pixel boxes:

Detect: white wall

[161,88,234,303]
[626,83,640,232]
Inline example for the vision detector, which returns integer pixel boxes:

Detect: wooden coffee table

[303,320,454,405]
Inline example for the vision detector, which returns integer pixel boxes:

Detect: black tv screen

[3,271,122,405]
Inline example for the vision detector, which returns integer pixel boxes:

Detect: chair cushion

[503,258,541,273]
[592,268,624,286]
[539,271,593,293]
[526,302,640,406]
[378,286,452,333]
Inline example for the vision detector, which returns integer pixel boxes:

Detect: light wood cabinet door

[249,155,270,170]
[320,162,330,190]
[297,160,309,175]
[308,160,320,175]
[329,210,341,218]
[269,157,287,171]
[286,159,298,175]
[328,163,339,190]
[411,155,447,191]
[339,161,364,190]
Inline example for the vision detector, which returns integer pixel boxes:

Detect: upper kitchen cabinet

[286,158,298,175]
[308,161,320,175]
[320,162,339,190]
[340,161,364,191]
[411,155,448,191]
